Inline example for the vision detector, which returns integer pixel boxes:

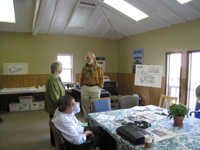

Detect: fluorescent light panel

[0,0,15,23]
[177,0,192,4]
[68,6,95,28]
[103,0,148,21]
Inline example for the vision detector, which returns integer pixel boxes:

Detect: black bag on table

[116,125,151,145]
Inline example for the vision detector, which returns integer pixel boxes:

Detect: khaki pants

[81,85,101,122]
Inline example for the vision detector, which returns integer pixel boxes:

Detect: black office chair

[49,120,93,150]
[103,81,119,109]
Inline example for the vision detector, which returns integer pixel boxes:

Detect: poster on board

[134,65,163,88]
[133,49,143,73]
[96,57,105,72]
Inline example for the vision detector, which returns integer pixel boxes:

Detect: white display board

[134,65,163,88]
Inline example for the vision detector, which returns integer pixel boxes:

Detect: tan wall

[1,19,200,106]
[118,18,200,79]
[0,32,119,75]
[117,18,200,105]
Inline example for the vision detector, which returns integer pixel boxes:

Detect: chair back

[118,95,139,109]
[49,120,65,150]
[159,94,178,109]
[90,97,111,113]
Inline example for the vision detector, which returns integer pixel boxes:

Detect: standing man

[80,52,104,122]
[45,61,66,146]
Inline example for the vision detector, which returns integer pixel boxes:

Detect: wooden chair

[90,97,111,113]
[159,94,178,109]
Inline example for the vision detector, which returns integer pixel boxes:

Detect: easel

[139,86,155,105]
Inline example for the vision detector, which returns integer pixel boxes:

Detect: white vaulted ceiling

[0,0,200,40]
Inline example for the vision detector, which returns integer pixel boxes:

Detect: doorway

[186,51,200,111]
[165,52,182,101]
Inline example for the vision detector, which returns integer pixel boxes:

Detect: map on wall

[3,63,28,75]
[134,65,163,88]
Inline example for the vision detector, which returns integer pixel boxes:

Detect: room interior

[0,0,200,149]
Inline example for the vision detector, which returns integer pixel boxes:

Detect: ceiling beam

[89,17,103,37]
[76,29,82,36]
[186,3,200,16]
[98,1,147,33]
[126,0,171,28]
[97,6,118,37]
[100,27,109,38]
[153,0,186,23]
[151,14,171,27]
[107,17,136,35]
[62,0,80,35]
[48,0,61,35]
[32,0,51,36]
[113,27,129,37]
[76,8,99,37]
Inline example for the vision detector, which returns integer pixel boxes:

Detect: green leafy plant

[168,103,189,119]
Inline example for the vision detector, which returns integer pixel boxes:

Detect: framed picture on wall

[133,49,143,73]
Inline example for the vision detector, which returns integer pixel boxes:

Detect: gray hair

[85,52,95,59]
[50,61,62,73]
[57,96,74,112]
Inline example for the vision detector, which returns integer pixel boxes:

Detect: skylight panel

[0,0,16,23]
[103,0,148,21]
[177,0,192,4]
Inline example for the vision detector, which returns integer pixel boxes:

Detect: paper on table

[145,105,161,110]
[143,112,167,121]
[146,128,177,143]
[131,106,147,111]
[134,112,167,121]
[96,115,115,120]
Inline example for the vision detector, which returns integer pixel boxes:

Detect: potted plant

[168,103,189,127]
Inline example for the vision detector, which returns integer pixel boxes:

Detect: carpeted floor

[0,109,84,150]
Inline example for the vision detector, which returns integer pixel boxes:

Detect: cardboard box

[39,101,44,109]
[19,103,30,111]
[30,102,40,111]
[9,103,20,112]
[19,96,34,103]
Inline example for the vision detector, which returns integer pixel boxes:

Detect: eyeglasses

[71,102,77,107]
[85,57,92,60]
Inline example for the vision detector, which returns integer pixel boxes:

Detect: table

[88,108,200,150]
[0,87,71,114]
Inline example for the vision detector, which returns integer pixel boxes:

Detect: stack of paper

[146,128,177,143]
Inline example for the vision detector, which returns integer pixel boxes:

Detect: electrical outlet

[143,95,145,98]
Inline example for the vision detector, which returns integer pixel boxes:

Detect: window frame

[165,52,183,102]
[56,53,76,84]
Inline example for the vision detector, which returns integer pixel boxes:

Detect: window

[165,52,182,101]
[57,54,75,83]
[186,51,200,111]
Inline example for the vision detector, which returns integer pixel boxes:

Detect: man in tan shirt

[80,52,104,122]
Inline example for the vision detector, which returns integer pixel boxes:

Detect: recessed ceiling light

[0,0,15,23]
[103,0,148,21]
[177,0,192,4]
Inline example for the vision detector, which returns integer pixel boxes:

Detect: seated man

[52,95,116,150]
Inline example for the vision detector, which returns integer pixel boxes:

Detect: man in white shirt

[52,95,116,150]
